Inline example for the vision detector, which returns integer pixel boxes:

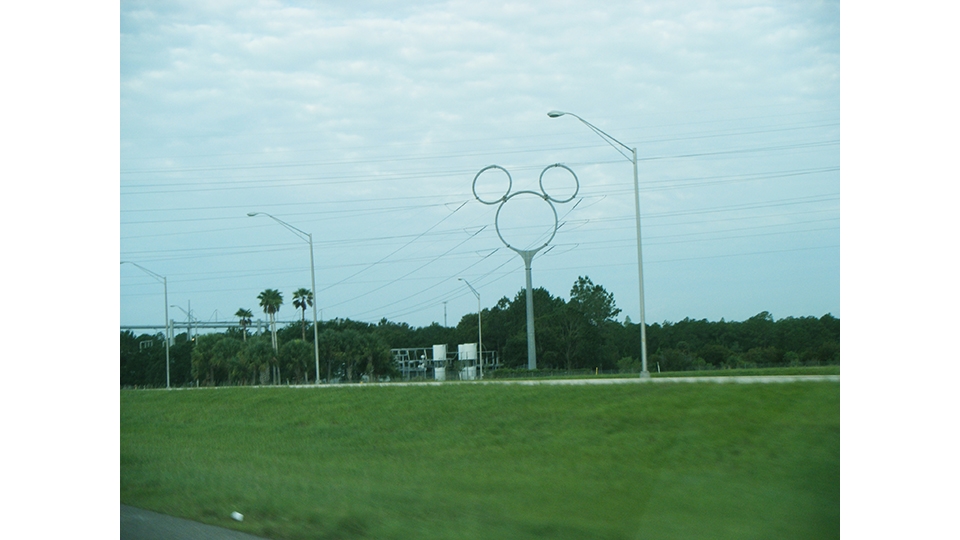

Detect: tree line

[120,276,839,387]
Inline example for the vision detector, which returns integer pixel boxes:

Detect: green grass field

[120,380,839,540]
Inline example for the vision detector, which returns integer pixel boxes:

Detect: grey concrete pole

[308,234,321,384]
[121,261,172,389]
[248,212,322,384]
[164,278,170,388]
[631,148,650,378]
[548,111,650,378]
[459,278,483,378]
[522,251,537,370]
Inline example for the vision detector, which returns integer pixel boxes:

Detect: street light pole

[248,212,322,384]
[547,111,650,378]
[121,261,171,389]
[459,278,483,379]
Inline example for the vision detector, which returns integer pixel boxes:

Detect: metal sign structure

[472,164,579,369]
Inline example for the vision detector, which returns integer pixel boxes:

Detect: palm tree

[235,308,253,342]
[292,288,314,341]
[257,289,283,352]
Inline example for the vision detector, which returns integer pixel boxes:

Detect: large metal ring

[493,190,559,254]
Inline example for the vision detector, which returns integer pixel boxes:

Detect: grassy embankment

[121,379,839,540]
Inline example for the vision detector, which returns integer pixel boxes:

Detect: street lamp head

[547,110,567,118]
[247,212,259,217]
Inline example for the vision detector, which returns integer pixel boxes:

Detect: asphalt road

[301,374,841,388]
[121,506,270,540]
[153,374,839,392]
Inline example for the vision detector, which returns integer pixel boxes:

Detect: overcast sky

[119,0,840,331]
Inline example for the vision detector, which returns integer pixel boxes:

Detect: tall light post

[472,164,579,370]
[548,110,650,378]
[121,261,171,389]
[459,278,483,379]
[248,212,322,384]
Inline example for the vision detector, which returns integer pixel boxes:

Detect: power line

[119,139,837,194]
[120,116,837,168]
[119,165,837,230]
[121,192,838,263]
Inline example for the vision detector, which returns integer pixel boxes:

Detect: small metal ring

[539,163,579,204]
[472,165,513,205]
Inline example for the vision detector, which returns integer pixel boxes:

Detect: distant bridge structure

[120,319,301,335]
